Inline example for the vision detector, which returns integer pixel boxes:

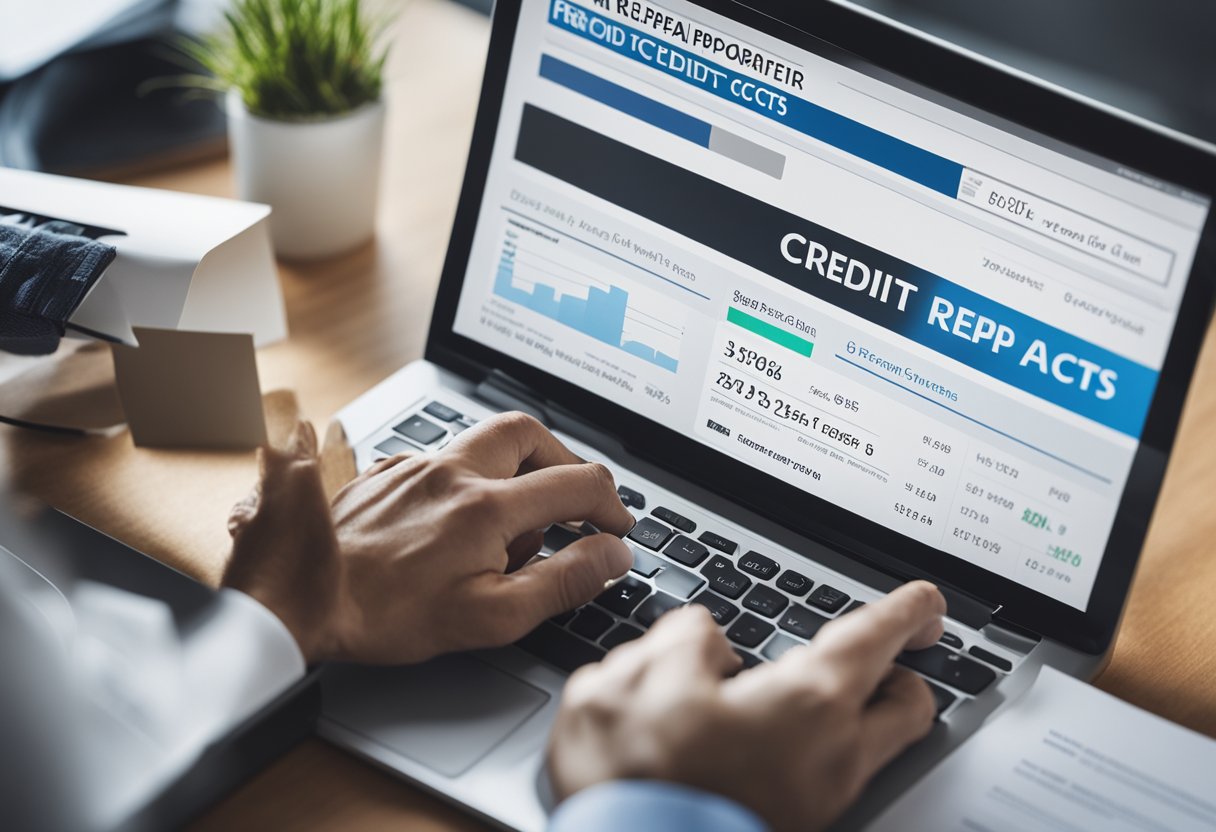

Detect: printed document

[869,667,1216,832]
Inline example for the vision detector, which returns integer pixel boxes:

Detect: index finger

[612,605,740,683]
[444,412,584,478]
[490,461,635,539]
[793,581,945,698]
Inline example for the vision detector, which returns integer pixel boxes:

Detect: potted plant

[181,0,390,259]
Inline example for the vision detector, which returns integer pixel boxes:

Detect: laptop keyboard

[530,485,999,717]
[366,399,1014,720]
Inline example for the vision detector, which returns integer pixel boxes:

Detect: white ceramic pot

[226,90,385,260]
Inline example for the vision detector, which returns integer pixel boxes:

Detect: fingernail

[603,573,626,590]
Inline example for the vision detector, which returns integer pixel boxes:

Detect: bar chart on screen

[492,219,685,372]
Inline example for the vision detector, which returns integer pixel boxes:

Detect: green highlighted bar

[727,307,814,357]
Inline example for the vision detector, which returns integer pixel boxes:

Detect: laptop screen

[450,0,1212,611]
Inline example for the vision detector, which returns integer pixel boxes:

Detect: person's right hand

[223,411,636,664]
[546,580,946,832]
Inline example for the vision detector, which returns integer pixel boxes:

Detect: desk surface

[3,0,1216,828]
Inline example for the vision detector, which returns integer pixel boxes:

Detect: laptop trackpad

[323,655,550,778]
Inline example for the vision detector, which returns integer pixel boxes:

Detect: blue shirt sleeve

[548,780,769,832]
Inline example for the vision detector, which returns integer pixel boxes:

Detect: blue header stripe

[539,54,712,146]
[548,0,964,196]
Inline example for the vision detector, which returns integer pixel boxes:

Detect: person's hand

[546,581,946,832]
[222,412,636,663]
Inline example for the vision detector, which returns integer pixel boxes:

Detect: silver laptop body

[320,0,1216,828]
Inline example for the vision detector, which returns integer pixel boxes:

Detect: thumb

[480,533,633,644]
[227,489,260,537]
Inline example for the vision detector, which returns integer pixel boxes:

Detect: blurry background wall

[0,0,1212,178]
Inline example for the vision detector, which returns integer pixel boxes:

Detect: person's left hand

[222,412,636,664]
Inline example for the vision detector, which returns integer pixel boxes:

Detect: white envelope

[0,167,286,347]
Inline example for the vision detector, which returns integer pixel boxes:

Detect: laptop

[319,0,1216,828]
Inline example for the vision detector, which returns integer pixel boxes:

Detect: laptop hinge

[474,372,1022,638]
[473,369,554,426]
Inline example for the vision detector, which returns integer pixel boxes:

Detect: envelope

[0,167,286,347]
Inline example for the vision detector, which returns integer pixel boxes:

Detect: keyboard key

[738,551,779,581]
[928,681,957,717]
[628,518,673,550]
[664,535,709,567]
[897,645,997,695]
[452,418,476,434]
[601,623,645,650]
[778,605,829,640]
[968,645,1013,672]
[617,485,646,510]
[549,609,576,625]
[733,648,762,670]
[652,506,696,533]
[808,584,851,614]
[543,524,582,552]
[697,531,738,554]
[393,414,447,446]
[761,633,802,661]
[630,546,666,578]
[569,607,614,640]
[373,436,413,458]
[775,569,812,596]
[939,631,964,649]
[726,613,775,648]
[654,563,705,599]
[422,401,461,422]
[842,600,865,615]
[594,576,652,617]
[742,585,789,618]
[517,623,606,672]
[691,591,739,625]
[701,555,751,599]
[634,592,684,627]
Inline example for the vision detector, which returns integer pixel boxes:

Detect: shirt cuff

[176,589,307,743]
[548,780,769,832]
[215,587,308,679]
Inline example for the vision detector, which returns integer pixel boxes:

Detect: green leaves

[180,0,390,120]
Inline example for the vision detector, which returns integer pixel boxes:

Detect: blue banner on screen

[547,0,964,197]
[775,232,1160,439]
[515,106,1159,438]
[538,53,712,145]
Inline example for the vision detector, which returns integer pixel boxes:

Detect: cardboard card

[111,327,267,449]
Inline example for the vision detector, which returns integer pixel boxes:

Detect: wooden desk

[3,0,1216,827]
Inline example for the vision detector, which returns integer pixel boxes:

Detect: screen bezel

[426,0,1216,654]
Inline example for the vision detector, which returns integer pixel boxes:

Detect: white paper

[0,0,164,81]
[869,667,1216,832]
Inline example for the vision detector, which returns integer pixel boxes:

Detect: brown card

[111,327,267,449]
